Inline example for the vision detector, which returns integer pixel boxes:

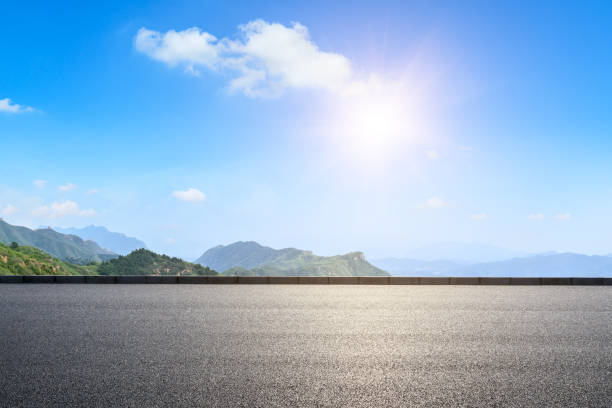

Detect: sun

[345,98,404,148]
[330,88,416,160]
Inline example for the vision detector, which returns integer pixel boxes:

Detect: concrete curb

[420,277,451,285]
[238,276,269,284]
[146,276,178,284]
[268,277,299,284]
[0,275,24,283]
[206,276,237,284]
[298,277,329,284]
[0,275,610,285]
[389,277,420,285]
[359,276,389,285]
[541,277,571,285]
[85,275,116,284]
[55,275,86,283]
[179,276,209,284]
[329,277,359,284]
[450,277,480,285]
[481,277,511,285]
[571,277,603,285]
[23,275,55,283]
[116,276,147,284]
[510,278,542,285]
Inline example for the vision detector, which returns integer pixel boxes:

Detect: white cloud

[135,27,219,73]
[164,237,176,244]
[33,180,47,189]
[555,213,572,221]
[471,213,488,221]
[426,150,439,160]
[135,20,353,97]
[86,189,100,195]
[58,183,77,192]
[0,98,34,113]
[1,204,19,216]
[32,200,96,219]
[418,196,450,209]
[172,188,206,203]
[528,213,545,221]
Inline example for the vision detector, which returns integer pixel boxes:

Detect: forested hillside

[97,249,217,276]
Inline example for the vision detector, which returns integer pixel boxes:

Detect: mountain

[375,253,612,277]
[0,219,117,264]
[0,242,95,275]
[52,225,147,255]
[403,242,523,263]
[98,249,217,276]
[195,241,388,276]
[370,258,466,276]
[451,253,612,277]
[195,241,299,272]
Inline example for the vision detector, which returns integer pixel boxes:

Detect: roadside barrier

[1,275,610,285]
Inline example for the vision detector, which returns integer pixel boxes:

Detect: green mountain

[0,242,95,275]
[0,219,117,264]
[97,248,217,276]
[195,241,388,276]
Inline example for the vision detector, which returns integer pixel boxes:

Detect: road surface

[1,285,610,407]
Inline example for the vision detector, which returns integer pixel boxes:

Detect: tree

[10,242,19,249]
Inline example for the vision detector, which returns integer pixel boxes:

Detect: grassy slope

[0,243,96,275]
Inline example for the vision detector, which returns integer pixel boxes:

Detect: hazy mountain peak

[52,225,147,256]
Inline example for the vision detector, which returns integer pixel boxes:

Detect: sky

[1,0,611,260]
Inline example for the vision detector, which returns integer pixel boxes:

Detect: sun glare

[329,85,419,161]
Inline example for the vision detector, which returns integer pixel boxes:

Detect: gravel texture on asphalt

[1,285,611,407]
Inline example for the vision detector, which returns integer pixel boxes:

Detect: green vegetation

[97,249,217,276]
[0,220,117,264]
[197,241,389,276]
[0,242,96,275]
[0,245,216,276]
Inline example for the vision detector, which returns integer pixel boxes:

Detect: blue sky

[1,0,611,259]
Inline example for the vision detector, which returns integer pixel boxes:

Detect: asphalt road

[1,285,610,407]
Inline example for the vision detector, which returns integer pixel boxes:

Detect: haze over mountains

[1,219,611,277]
[52,225,147,255]
[370,250,612,278]
[399,242,525,263]
[0,219,117,264]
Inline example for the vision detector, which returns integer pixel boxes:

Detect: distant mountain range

[0,220,117,264]
[372,253,612,277]
[195,241,388,276]
[370,258,466,275]
[52,225,147,255]
[2,217,610,277]
[400,242,525,263]
[451,253,612,277]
